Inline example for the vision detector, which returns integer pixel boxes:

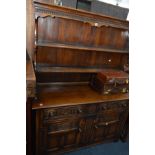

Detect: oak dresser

[26,1,129,155]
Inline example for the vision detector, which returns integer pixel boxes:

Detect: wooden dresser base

[32,85,128,155]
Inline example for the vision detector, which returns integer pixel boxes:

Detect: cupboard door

[43,118,80,154]
[94,109,128,142]
[46,129,79,154]
[78,116,96,146]
[94,118,120,142]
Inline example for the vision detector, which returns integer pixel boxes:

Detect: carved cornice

[34,1,129,30]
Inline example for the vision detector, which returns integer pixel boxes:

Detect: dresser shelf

[36,66,124,74]
[32,84,128,109]
[37,42,128,53]
[36,66,106,73]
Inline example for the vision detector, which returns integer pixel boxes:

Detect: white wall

[98,0,129,8]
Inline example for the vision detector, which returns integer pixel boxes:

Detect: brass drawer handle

[49,111,54,116]
[126,79,129,84]
[122,103,127,107]
[105,122,109,126]
[104,106,107,110]
[98,120,119,127]
[102,106,108,110]
[122,88,127,93]
[95,125,98,129]
[78,108,82,113]
[79,128,82,133]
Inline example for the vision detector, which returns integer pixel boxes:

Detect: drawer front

[43,106,80,120]
[97,110,121,122]
[79,104,97,116]
[47,118,79,133]
[42,104,97,121]
[98,100,128,113]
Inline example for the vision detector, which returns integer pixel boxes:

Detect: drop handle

[105,122,109,126]
[79,128,82,133]
[126,79,129,84]
[49,111,55,117]
[102,106,107,110]
[95,125,98,129]
[78,108,82,113]
[122,103,127,107]
[122,88,127,93]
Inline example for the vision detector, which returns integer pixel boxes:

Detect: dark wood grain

[36,47,128,69]
[90,69,129,94]
[37,42,128,53]
[34,1,129,28]
[36,72,92,83]
[36,16,128,51]
[28,1,129,155]
[26,55,36,98]
[32,84,128,109]
[26,51,36,155]
[34,98,128,155]
[36,66,105,73]
[27,0,35,60]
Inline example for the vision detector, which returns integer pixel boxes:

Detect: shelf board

[37,42,128,53]
[36,66,105,73]
[36,66,124,74]
[32,84,128,109]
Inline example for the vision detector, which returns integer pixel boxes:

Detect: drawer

[98,100,128,112]
[43,104,97,121]
[43,106,80,120]
[97,110,120,122]
[47,118,79,133]
[78,104,97,116]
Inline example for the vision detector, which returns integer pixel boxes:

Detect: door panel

[94,119,120,142]
[39,119,79,155]
[78,116,96,145]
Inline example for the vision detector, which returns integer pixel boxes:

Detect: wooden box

[90,70,129,94]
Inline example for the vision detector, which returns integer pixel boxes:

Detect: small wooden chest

[90,70,129,94]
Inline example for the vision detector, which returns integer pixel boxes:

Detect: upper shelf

[36,42,128,54]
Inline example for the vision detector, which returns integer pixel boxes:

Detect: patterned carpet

[63,141,129,155]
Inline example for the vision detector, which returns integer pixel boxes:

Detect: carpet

[63,141,129,155]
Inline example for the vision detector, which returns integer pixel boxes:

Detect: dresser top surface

[32,84,128,109]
